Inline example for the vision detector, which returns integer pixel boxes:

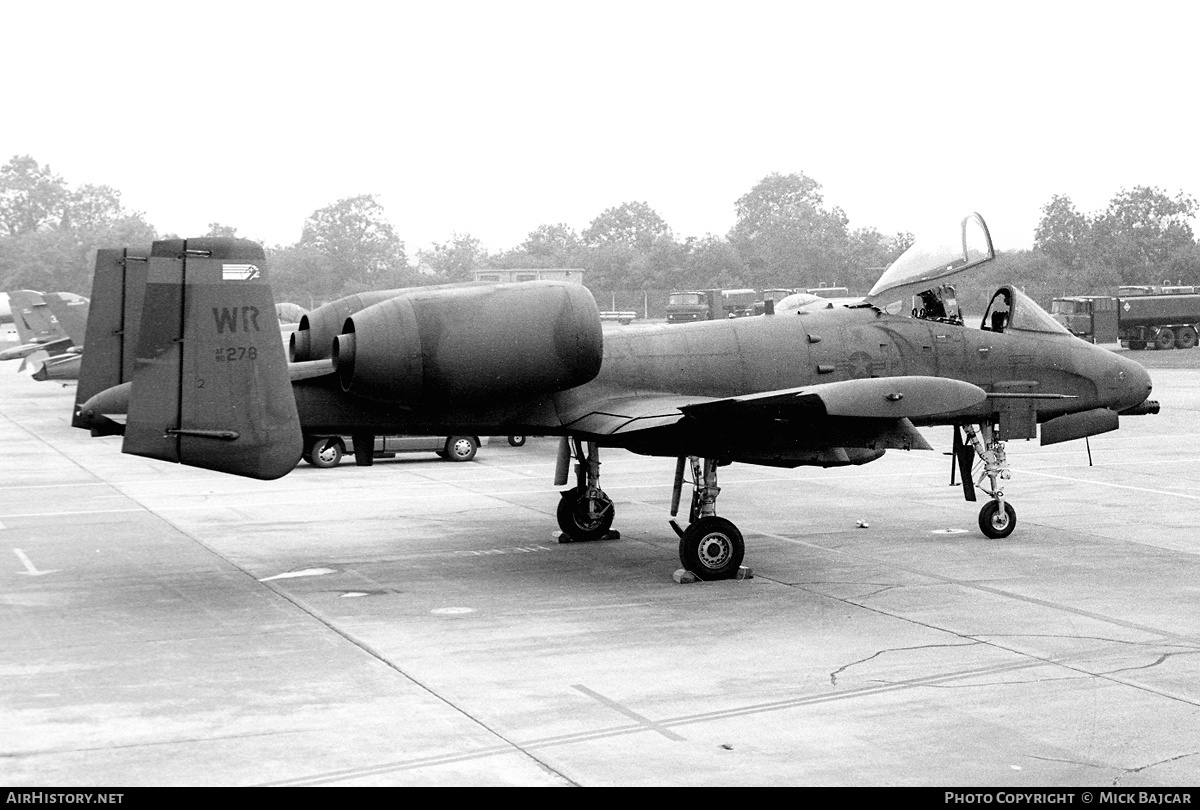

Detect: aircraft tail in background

[72,247,151,421]
[0,290,73,365]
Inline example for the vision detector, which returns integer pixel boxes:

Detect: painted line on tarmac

[260,655,1067,786]
[13,548,57,576]
[571,684,686,741]
[0,507,145,519]
[1017,468,1200,501]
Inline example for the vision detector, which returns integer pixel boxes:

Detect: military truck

[1050,286,1200,349]
[665,288,758,323]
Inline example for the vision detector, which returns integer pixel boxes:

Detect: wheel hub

[698,534,732,568]
[575,497,611,530]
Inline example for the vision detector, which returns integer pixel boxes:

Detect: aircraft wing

[560,376,987,449]
[680,376,987,421]
[559,392,716,435]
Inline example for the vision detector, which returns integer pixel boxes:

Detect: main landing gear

[669,456,745,581]
[556,439,616,542]
[962,422,1017,539]
[553,443,745,580]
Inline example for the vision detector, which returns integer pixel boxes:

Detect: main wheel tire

[679,516,745,580]
[556,486,615,541]
[1175,327,1198,350]
[507,435,527,447]
[1155,328,1175,350]
[978,500,1016,539]
[443,436,478,462]
[308,437,343,468]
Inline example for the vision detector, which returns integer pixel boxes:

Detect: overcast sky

[3,1,1196,255]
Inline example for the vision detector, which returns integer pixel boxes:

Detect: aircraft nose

[1116,354,1153,412]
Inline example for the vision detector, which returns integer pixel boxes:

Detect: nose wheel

[963,422,1017,539]
[978,500,1016,539]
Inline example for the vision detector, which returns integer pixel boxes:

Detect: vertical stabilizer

[8,290,65,346]
[41,293,89,345]
[72,247,150,422]
[122,238,302,479]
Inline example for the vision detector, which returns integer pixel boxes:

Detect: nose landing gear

[963,422,1016,539]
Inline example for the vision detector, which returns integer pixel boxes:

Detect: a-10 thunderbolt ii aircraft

[72,213,1158,580]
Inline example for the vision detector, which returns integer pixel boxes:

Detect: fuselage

[289,304,1152,447]
[590,306,1153,422]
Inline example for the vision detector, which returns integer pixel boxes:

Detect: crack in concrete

[1100,648,1200,676]
[1111,751,1200,786]
[1026,753,1107,770]
[1024,747,1200,786]
[830,641,982,685]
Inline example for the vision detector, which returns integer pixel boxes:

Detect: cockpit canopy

[774,291,829,312]
[862,213,1069,337]
[981,285,1071,336]
[867,213,994,314]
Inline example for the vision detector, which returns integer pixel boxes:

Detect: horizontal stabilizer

[1,338,71,361]
[289,358,335,382]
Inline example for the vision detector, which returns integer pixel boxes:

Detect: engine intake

[332,281,603,407]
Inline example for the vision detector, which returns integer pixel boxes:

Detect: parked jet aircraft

[0,290,87,375]
[72,214,1158,579]
[29,293,90,381]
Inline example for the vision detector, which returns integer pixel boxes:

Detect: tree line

[3,154,1198,312]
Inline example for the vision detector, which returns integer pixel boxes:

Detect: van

[302,435,489,468]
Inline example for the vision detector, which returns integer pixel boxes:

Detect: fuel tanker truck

[1050,285,1200,350]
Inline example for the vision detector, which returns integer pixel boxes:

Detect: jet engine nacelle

[290,289,405,362]
[332,281,603,407]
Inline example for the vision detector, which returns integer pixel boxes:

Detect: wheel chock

[555,529,621,544]
[673,565,753,584]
